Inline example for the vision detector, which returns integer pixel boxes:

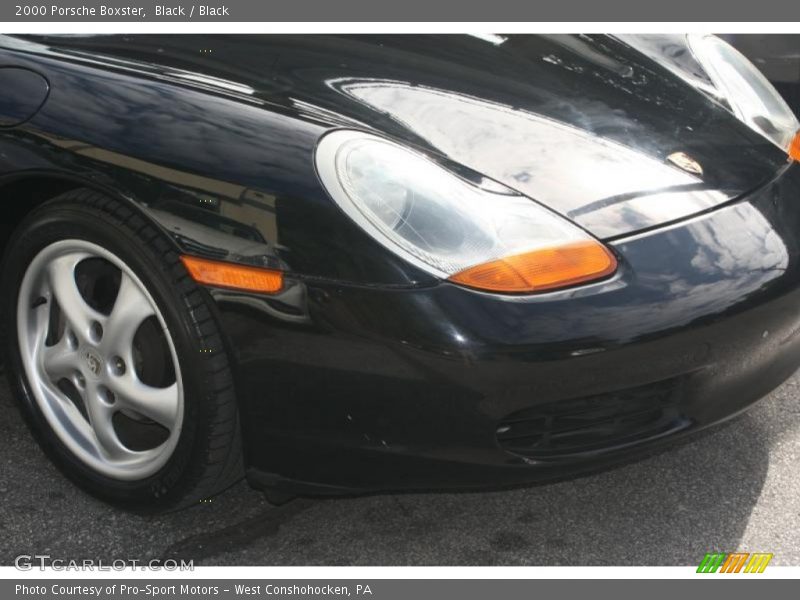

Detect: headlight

[315,130,617,293]
[688,34,800,154]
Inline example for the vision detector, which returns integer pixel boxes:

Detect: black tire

[0,188,243,512]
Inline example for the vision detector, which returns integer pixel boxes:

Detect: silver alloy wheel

[17,239,184,480]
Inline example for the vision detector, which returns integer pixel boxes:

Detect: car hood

[14,34,792,240]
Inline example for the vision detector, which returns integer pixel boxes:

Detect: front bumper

[218,162,800,495]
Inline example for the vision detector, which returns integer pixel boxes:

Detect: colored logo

[667,151,704,175]
[697,552,773,573]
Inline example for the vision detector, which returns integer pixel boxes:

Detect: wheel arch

[0,170,180,261]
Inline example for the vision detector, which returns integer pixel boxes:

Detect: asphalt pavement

[1,372,799,566]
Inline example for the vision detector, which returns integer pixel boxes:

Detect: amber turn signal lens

[448,240,617,293]
[790,131,800,162]
[180,255,283,294]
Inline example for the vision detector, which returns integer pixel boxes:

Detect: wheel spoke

[109,376,179,429]
[41,336,79,382]
[46,254,105,342]
[84,381,130,459]
[101,273,156,359]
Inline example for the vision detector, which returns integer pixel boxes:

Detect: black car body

[1,34,799,499]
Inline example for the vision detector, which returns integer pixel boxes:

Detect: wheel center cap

[83,349,104,379]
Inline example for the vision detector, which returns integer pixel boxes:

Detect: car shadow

[161,392,783,566]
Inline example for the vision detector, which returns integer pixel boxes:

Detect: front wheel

[1,189,243,512]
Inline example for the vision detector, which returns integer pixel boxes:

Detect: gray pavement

[1,373,799,566]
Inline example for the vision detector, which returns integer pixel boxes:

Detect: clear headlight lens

[315,130,616,293]
[688,34,800,153]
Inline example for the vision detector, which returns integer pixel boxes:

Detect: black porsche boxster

[1,34,799,511]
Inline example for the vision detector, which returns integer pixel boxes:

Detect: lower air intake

[497,377,691,460]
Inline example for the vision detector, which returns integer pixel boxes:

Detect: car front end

[2,33,800,505]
